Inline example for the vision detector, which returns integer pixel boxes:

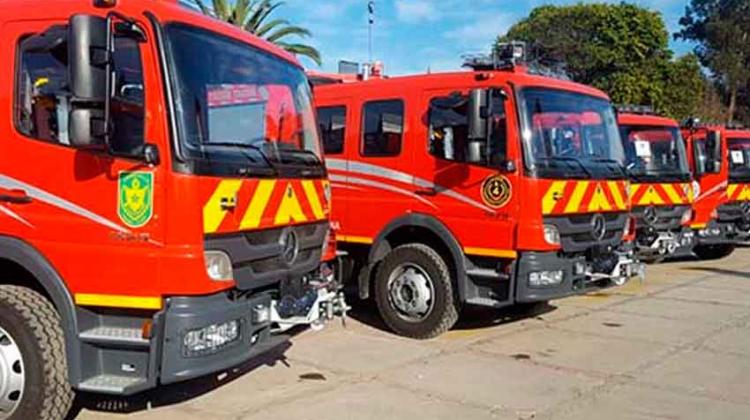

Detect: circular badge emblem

[481,175,513,209]
[591,214,608,242]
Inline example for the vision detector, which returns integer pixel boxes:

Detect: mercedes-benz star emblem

[279,228,299,266]
[591,214,607,242]
[644,206,659,226]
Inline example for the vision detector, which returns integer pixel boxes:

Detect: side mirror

[68,14,109,148]
[69,109,106,148]
[468,89,488,140]
[68,15,108,101]
[707,131,722,173]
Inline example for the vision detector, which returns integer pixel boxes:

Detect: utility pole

[368,1,375,64]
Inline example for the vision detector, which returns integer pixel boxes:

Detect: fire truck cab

[617,108,695,262]
[682,123,736,259]
[718,126,750,243]
[0,1,343,418]
[313,47,643,339]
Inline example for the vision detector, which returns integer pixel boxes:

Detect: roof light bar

[616,104,656,116]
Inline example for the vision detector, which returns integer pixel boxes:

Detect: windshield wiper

[204,142,280,176]
[537,156,593,178]
[591,157,627,177]
[278,148,324,167]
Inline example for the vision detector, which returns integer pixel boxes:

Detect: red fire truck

[313,46,643,339]
[0,1,344,418]
[718,126,750,243]
[617,108,695,262]
[682,123,736,259]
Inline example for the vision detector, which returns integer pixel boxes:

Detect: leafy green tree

[191,0,322,65]
[497,3,704,120]
[676,0,750,124]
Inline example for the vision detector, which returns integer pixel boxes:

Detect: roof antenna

[368,1,375,64]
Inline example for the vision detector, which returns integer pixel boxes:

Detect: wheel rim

[386,263,436,323]
[0,326,24,420]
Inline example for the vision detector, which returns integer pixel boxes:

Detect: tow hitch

[270,263,350,333]
[586,251,645,287]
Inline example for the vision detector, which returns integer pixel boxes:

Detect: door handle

[0,189,32,204]
[415,187,438,197]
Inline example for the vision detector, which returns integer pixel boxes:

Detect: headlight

[543,224,561,246]
[529,270,564,288]
[183,319,240,356]
[681,209,694,225]
[205,251,233,282]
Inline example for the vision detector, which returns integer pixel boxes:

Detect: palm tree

[191,0,322,65]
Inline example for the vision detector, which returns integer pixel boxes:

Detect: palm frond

[192,0,322,66]
[275,42,322,65]
[266,25,312,44]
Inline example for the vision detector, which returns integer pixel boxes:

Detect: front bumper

[515,250,644,303]
[160,291,284,385]
[694,221,737,246]
[635,227,695,259]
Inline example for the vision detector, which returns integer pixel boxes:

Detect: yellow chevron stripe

[203,180,243,234]
[240,180,276,229]
[464,247,518,259]
[662,184,685,205]
[302,180,325,220]
[542,181,567,215]
[628,184,642,200]
[609,181,627,210]
[75,294,162,310]
[564,181,589,213]
[737,185,750,201]
[639,185,666,206]
[728,184,739,201]
[588,183,613,212]
[274,183,308,225]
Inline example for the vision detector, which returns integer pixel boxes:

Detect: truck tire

[374,244,459,339]
[693,244,736,261]
[0,285,73,420]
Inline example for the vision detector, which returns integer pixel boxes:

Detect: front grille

[632,205,688,231]
[205,222,328,291]
[545,212,628,253]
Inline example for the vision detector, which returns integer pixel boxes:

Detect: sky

[280,0,696,75]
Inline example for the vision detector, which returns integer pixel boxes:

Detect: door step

[78,374,149,395]
[79,326,149,348]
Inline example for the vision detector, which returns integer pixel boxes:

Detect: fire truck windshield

[729,137,750,181]
[520,88,626,180]
[620,126,690,182]
[165,24,323,178]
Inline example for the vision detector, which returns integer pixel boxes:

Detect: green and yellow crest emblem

[118,172,154,228]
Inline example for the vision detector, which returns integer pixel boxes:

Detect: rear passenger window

[362,100,403,157]
[16,29,146,156]
[318,106,346,155]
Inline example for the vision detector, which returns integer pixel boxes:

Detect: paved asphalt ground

[75,248,750,420]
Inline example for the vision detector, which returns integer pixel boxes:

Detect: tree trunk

[727,86,737,125]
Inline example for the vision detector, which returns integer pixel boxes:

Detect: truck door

[0,16,167,299]
[336,93,415,242]
[412,85,520,257]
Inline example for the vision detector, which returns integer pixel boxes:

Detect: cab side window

[318,106,346,155]
[16,32,69,144]
[16,29,146,155]
[362,100,403,157]
[428,90,508,165]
